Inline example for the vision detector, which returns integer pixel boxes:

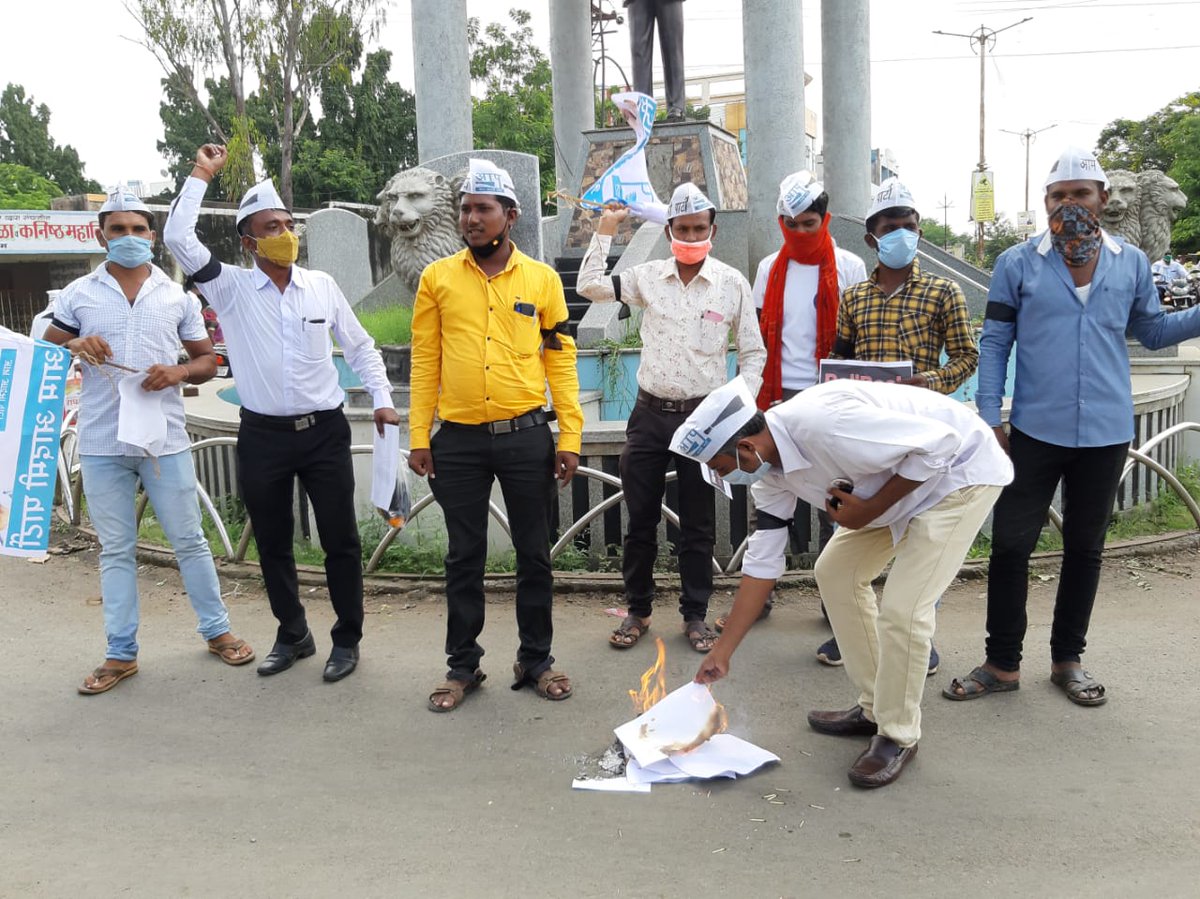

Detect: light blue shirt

[978,229,1200,447]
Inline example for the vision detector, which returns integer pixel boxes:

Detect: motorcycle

[1167,277,1197,310]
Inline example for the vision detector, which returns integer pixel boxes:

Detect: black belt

[636,390,704,414]
[442,408,553,436]
[240,405,344,432]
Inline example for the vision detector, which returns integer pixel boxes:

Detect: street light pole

[937,194,954,250]
[934,17,1032,266]
[1001,123,1058,220]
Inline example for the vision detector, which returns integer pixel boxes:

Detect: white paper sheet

[571,778,651,794]
[371,423,401,515]
[614,681,725,768]
[666,734,780,779]
[116,372,168,455]
[624,757,694,785]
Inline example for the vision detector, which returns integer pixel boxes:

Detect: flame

[629,637,668,714]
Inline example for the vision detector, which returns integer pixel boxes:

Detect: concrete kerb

[80,524,1200,597]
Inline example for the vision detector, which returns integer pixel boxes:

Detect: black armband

[541,320,571,351]
[613,276,631,320]
[755,509,793,531]
[49,317,80,337]
[831,337,855,358]
[985,302,1017,323]
[191,253,223,284]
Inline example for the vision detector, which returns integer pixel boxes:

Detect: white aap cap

[460,158,520,208]
[1044,146,1109,192]
[236,178,290,230]
[99,183,150,216]
[667,182,715,220]
[866,178,918,221]
[777,171,824,217]
[669,376,757,464]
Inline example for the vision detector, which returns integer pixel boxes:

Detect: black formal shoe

[847,735,918,788]
[807,705,878,737]
[323,646,360,682]
[256,631,316,676]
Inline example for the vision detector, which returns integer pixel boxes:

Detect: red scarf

[756,213,840,409]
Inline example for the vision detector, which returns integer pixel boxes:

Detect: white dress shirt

[752,245,867,390]
[164,176,393,417]
[743,380,1014,579]
[576,232,766,399]
[54,263,206,457]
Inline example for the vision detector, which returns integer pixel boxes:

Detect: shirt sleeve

[740,477,798,579]
[830,288,857,359]
[732,271,767,396]
[51,283,81,334]
[752,257,770,310]
[163,176,239,312]
[540,272,583,455]
[407,266,442,450]
[178,289,209,342]
[1128,250,1200,349]
[329,280,394,410]
[924,281,978,394]
[977,251,1019,427]
[575,232,643,307]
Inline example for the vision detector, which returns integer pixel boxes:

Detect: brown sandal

[207,636,256,666]
[78,662,138,695]
[684,619,719,653]
[609,615,650,649]
[512,662,573,700]
[428,669,486,712]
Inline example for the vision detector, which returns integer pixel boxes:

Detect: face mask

[873,228,920,269]
[1048,202,1102,267]
[252,230,300,267]
[722,447,771,486]
[669,226,713,265]
[105,235,153,269]
[462,224,508,259]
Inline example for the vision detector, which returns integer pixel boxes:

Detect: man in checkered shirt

[43,187,255,695]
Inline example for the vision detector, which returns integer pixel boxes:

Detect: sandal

[78,662,138,695]
[683,619,718,653]
[609,615,650,649]
[714,599,773,633]
[512,662,573,701]
[428,669,486,713]
[942,665,1020,701]
[1050,668,1107,707]
[207,636,256,666]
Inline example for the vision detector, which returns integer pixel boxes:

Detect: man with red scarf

[714,171,866,631]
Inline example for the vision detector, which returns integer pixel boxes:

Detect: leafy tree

[0,162,64,209]
[1097,90,1200,253]
[0,84,100,194]
[920,218,973,252]
[982,216,1023,271]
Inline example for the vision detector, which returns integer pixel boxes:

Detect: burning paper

[615,681,729,768]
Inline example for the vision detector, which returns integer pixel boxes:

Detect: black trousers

[627,0,685,116]
[429,422,556,681]
[237,410,364,648]
[985,427,1129,671]
[620,403,715,620]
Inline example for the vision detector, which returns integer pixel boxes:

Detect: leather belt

[240,405,343,432]
[636,389,704,415]
[442,408,553,436]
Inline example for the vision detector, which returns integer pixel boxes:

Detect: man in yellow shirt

[409,159,584,712]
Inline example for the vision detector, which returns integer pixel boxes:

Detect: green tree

[0,162,64,209]
[920,218,973,252]
[0,84,100,194]
[469,9,556,212]
[982,216,1023,270]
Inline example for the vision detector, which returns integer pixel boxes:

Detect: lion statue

[1100,168,1187,262]
[375,167,463,293]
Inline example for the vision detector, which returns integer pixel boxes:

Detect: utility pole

[1000,123,1058,224]
[936,194,954,250]
[934,17,1032,266]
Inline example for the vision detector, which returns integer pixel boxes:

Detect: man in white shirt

[683,377,1012,788]
[576,183,766,654]
[44,186,254,694]
[1152,253,1187,286]
[164,144,400,683]
[714,171,865,632]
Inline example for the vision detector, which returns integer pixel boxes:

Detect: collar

[252,261,306,290]
[461,240,525,276]
[661,254,716,285]
[91,261,168,294]
[868,257,921,289]
[764,409,811,475]
[1035,227,1121,257]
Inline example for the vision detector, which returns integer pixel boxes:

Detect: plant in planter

[357,305,414,384]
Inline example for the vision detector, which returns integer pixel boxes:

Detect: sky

[1,0,1197,233]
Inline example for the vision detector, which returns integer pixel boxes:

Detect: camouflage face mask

[1049,202,1102,268]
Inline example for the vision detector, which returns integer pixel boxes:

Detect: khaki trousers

[814,485,1002,747]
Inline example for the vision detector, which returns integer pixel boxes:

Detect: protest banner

[0,326,69,557]
[581,91,669,224]
[819,359,914,384]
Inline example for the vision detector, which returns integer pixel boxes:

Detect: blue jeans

[81,451,230,661]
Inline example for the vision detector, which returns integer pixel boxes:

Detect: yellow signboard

[971,170,995,223]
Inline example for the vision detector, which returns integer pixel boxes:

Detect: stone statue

[625,0,686,122]
[374,167,463,293]
[1100,168,1188,263]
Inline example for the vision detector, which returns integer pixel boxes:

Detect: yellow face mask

[252,230,299,267]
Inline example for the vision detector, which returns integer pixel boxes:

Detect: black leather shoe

[256,631,316,676]
[323,645,360,682]
[807,705,878,737]
[847,735,918,788]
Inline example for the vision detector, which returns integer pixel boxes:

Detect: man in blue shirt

[945,147,1200,707]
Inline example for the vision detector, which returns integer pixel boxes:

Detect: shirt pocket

[897,309,936,359]
[505,300,544,357]
[690,305,732,356]
[299,318,332,361]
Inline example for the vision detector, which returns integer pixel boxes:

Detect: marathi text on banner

[0,211,104,255]
[0,327,68,558]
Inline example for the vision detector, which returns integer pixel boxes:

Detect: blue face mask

[723,448,771,486]
[874,228,920,269]
[106,235,153,269]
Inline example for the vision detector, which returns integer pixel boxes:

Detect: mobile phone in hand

[828,478,854,510]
